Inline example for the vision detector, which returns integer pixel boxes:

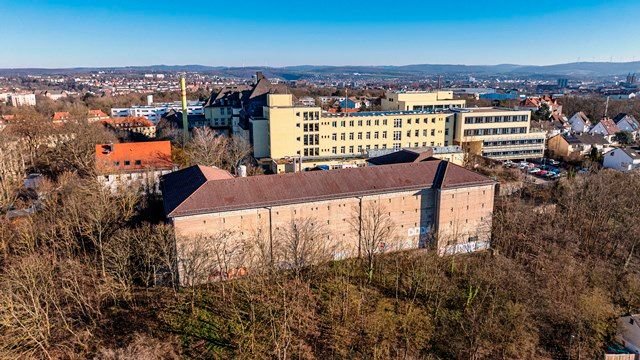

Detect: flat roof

[322,109,453,118]
[452,107,531,114]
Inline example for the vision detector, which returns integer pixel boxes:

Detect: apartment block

[382,90,466,111]
[451,108,546,160]
[162,161,496,284]
[8,93,36,107]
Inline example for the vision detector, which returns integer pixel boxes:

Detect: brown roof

[162,161,494,218]
[596,118,620,135]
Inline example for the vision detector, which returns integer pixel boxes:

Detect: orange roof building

[88,109,109,122]
[52,111,71,122]
[89,109,108,118]
[95,141,173,174]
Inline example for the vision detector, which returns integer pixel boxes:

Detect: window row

[463,127,527,136]
[297,111,320,121]
[483,139,544,147]
[464,115,528,124]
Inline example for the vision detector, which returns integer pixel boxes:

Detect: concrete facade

[451,108,546,160]
[163,162,496,284]
[381,91,466,111]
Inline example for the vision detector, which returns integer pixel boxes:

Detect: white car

[528,168,541,174]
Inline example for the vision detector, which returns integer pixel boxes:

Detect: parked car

[548,159,560,166]
[537,170,548,177]
[528,168,541,174]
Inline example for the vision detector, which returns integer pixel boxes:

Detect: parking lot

[503,158,567,183]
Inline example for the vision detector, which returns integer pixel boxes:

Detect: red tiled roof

[53,111,70,121]
[102,116,155,128]
[88,109,108,118]
[162,161,494,218]
[95,141,173,174]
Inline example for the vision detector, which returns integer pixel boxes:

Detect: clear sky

[1,0,639,68]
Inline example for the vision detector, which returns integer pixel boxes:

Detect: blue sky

[1,0,639,68]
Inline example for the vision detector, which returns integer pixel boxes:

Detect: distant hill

[2,61,640,77]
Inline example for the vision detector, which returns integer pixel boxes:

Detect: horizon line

[2,60,640,71]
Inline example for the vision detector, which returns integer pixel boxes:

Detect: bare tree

[349,202,396,280]
[176,230,246,286]
[275,217,335,274]
[0,137,26,212]
[185,128,253,174]
[185,127,227,169]
[38,122,117,177]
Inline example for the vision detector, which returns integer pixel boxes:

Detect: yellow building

[256,94,454,173]
[381,90,466,111]
[451,108,546,160]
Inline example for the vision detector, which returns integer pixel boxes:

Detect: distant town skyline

[2,0,639,68]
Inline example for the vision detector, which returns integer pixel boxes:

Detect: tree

[615,131,633,145]
[37,122,117,178]
[532,103,552,121]
[349,202,396,280]
[185,128,253,174]
[275,217,334,274]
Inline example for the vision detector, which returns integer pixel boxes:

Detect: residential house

[613,113,640,140]
[547,133,610,158]
[95,141,175,193]
[603,147,640,172]
[52,111,71,123]
[102,117,157,138]
[44,90,67,101]
[297,96,316,106]
[590,117,620,143]
[568,112,591,133]
[87,109,110,123]
[519,95,563,117]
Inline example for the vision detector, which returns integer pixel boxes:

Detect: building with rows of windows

[255,93,455,173]
[203,73,545,172]
[381,90,466,111]
[450,108,546,160]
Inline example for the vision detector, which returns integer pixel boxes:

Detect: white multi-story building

[8,93,37,107]
[110,101,204,123]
